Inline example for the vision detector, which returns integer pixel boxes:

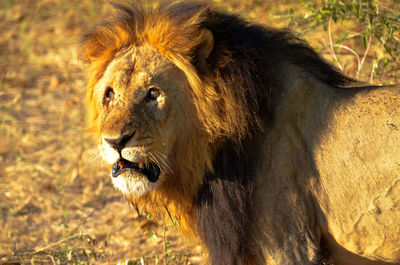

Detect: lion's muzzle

[104,132,161,182]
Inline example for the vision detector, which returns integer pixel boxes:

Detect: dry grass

[0,0,398,264]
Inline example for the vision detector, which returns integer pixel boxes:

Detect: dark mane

[205,10,356,87]
[203,10,356,126]
[196,136,264,265]
[195,8,355,265]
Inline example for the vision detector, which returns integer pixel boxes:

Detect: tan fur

[252,65,400,265]
[83,1,400,264]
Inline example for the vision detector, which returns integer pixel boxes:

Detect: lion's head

[92,45,196,196]
[82,1,257,217]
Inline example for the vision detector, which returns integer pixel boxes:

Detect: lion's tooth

[139,162,145,169]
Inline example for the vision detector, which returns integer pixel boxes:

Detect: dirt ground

[0,1,398,264]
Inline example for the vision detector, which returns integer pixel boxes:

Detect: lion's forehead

[104,45,171,88]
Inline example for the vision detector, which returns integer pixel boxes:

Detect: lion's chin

[111,171,160,197]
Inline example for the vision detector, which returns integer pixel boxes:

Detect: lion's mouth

[112,158,161,182]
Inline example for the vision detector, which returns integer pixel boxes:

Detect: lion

[82,1,400,265]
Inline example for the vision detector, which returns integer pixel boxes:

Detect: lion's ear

[198,29,214,59]
[194,29,214,72]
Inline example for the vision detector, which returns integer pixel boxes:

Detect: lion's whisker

[156,153,174,174]
[149,152,165,172]
[150,152,172,175]
[88,150,102,162]
[152,151,170,173]
[154,151,173,174]
[155,150,167,159]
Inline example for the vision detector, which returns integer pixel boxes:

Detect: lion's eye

[103,86,115,105]
[148,87,160,100]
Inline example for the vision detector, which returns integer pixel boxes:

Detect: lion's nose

[104,132,135,152]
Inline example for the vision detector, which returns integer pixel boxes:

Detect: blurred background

[0,0,399,264]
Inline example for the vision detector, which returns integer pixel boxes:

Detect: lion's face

[93,45,193,197]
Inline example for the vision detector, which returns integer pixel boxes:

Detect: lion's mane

[82,1,355,264]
